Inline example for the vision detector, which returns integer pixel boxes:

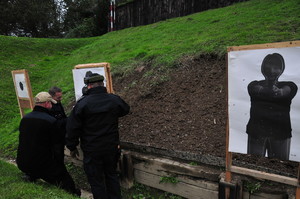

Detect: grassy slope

[0,0,299,158]
[0,160,78,199]
[0,36,98,156]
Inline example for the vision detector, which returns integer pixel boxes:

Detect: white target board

[72,62,114,101]
[228,41,300,162]
[11,69,34,117]
[14,73,30,98]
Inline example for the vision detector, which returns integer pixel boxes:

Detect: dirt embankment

[114,55,299,177]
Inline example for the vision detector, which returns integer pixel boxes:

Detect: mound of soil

[114,55,298,177]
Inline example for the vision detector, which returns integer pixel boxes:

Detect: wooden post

[296,164,300,199]
[120,150,134,189]
[225,50,232,199]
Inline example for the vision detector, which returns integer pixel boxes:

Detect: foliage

[63,0,109,38]
[189,162,198,166]
[0,0,109,38]
[0,0,63,37]
[65,18,97,38]
[0,159,78,199]
[159,176,179,184]
[244,181,261,194]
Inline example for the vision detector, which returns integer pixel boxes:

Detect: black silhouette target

[14,73,29,98]
[19,81,24,90]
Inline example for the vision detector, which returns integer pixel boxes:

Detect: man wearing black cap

[16,92,80,196]
[66,73,130,199]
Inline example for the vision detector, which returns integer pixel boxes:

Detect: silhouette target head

[261,53,285,81]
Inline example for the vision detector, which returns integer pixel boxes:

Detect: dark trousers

[25,163,80,196]
[247,135,291,160]
[83,151,121,199]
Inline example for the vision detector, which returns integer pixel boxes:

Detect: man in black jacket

[66,73,130,199]
[49,86,67,163]
[16,92,80,196]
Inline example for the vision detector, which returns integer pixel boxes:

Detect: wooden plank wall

[65,149,289,198]
[116,0,248,30]
[122,150,220,198]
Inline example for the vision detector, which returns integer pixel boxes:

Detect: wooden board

[74,62,109,69]
[134,162,219,191]
[123,150,221,181]
[231,166,298,187]
[227,40,300,52]
[134,169,218,199]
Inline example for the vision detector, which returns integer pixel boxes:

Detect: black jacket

[50,102,67,144]
[66,86,130,154]
[16,106,61,173]
[50,102,67,120]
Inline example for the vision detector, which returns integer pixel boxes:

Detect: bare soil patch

[114,55,298,177]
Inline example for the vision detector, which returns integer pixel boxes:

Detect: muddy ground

[114,55,299,177]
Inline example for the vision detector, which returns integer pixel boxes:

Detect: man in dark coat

[66,73,130,199]
[16,92,80,196]
[49,86,67,163]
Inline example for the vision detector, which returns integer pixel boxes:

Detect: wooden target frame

[226,40,300,197]
[11,69,34,118]
[73,62,114,101]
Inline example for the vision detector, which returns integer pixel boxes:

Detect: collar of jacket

[87,86,107,95]
[33,105,51,114]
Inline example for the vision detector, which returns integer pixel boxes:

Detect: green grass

[0,0,299,157]
[1,159,182,199]
[0,159,80,199]
[1,0,299,196]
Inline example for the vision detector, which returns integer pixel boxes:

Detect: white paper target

[228,46,300,162]
[72,67,107,101]
[14,73,29,98]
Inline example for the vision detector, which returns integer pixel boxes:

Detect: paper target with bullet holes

[11,69,34,117]
[14,73,29,98]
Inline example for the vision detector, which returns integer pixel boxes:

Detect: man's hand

[70,148,79,159]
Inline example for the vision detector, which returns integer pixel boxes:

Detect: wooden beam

[231,166,298,187]
[74,62,109,69]
[134,162,219,191]
[227,40,300,52]
[134,169,218,199]
[123,150,221,181]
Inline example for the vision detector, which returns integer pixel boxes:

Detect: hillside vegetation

[0,0,299,158]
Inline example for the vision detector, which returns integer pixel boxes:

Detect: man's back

[67,86,130,153]
[17,106,58,172]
